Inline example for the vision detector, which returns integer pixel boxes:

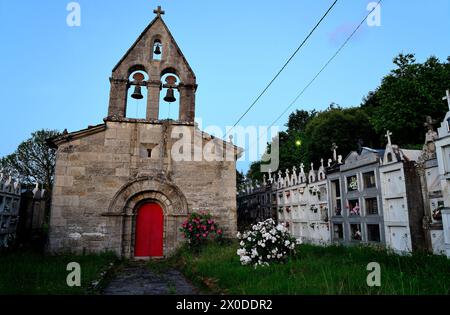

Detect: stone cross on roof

[331,143,338,161]
[443,89,450,111]
[385,130,392,146]
[153,6,165,17]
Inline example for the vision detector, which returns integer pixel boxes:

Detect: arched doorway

[135,203,164,257]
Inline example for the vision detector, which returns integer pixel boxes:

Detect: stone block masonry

[48,9,241,258]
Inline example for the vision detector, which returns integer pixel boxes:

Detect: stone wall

[48,121,237,257]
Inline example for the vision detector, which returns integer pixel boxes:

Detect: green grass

[166,242,450,295]
[0,249,117,295]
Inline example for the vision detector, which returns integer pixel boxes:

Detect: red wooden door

[135,203,164,257]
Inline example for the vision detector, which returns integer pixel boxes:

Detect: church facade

[48,8,240,258]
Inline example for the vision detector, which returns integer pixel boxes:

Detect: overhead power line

[261,0,382,142]
[224,0,339,139]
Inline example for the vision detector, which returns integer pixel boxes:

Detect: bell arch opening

[152,39,162,61]
[126,69,149,119]
[159,71,181,121]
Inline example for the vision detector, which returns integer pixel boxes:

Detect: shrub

[237,219,299,268]
[180,212,223,247]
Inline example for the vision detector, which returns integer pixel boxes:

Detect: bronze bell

[154,44,162,55]
[131,85,143,99]
[163,88,176,103]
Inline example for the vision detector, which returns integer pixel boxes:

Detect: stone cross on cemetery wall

[331,143,338,161]
[385,130,392,146]
[443,89,450,111]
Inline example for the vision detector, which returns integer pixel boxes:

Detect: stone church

[48,7,240,258]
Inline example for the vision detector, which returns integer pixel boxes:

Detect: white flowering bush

[236,219,301,268]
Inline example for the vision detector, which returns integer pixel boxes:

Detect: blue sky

[0,0,449,173]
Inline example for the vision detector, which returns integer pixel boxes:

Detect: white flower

[285,240,291,246]
[247,237,252,241]
[251,248,258,258]
[240,255,252,265]
[240,241,245,247]
[296,238,303,245]
[237,248,246,256]
[237,232,241,239]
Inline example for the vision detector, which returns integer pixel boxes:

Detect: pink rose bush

[236,219,300,268]
[180,212,223,247]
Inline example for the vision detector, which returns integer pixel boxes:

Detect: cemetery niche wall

[434,90,450,257]
[237,178,275,230]
[329,147,385,246]
[0,173,21,248]
[379,132,424,253]
[276,162,330,245]
[238,159,332,245]
[16,183,48,245]
[237,90,450,258]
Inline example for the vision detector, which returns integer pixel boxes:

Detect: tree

[0,129,61,190]
[236,170,245,189]
[364,53,450,146]
[299,107,379,168]
[246,110,316,181]
[286,109,317,132]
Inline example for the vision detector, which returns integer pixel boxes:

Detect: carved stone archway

[106,176,188,258]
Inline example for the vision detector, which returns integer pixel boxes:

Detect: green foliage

[0,129,61,190]
[299,106,379,167]
[179,212,223,248]
[244,53,450,180]
[247,111,312,181]
[236,170,245,189]
[286,109,317,133]
[0,250,117,294]
[364,53,450,146]
[175,242,450,295]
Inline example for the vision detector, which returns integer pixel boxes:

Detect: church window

[365,198,378,215]
[363,171,376,188]
[367,224,381,242]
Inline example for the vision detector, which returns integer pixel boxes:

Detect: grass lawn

[0,249,117,295]
[161,242,450,295]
